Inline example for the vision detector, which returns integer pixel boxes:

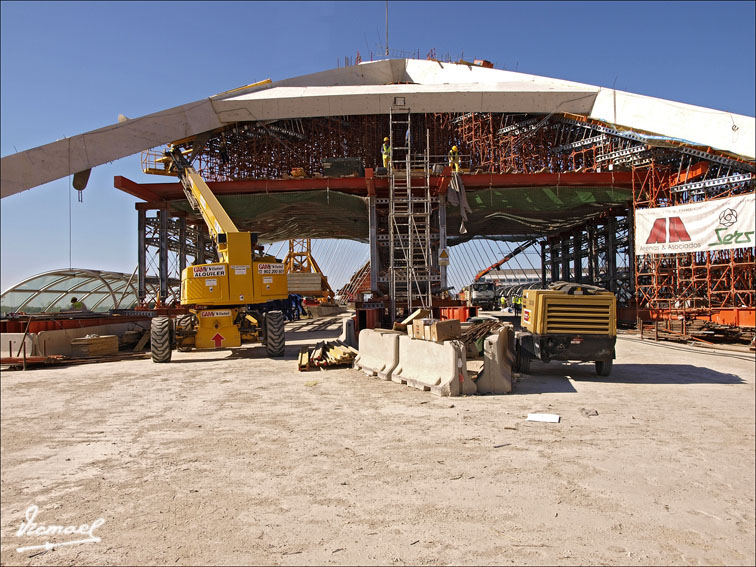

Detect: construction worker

[381,137,391,168]
[69,297,88,312]
[448,145,460,172]
[513,294,522,317]
[500,295,507,311]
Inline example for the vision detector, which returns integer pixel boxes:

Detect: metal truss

[156,111,753,319]
[541,210,634,307]
[136,207,216,307]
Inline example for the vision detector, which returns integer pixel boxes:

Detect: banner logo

[718,208,737,227]
[645,217,691,244]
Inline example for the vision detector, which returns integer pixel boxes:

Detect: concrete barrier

[35,322,146,356]
[338,318,357,349]
[478,325,515,394]
[0,333,36,358]
[310,304,344,318]
[392,336,475,396]
[354,329,400,380]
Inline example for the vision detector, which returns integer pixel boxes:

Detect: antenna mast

[385,0,389,56]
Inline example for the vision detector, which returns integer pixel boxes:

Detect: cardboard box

[429,319,462,343]
[410,318,461,343]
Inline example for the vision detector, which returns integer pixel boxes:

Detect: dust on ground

[1,316,754,565]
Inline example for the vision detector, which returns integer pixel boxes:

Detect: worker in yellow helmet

[381,137,391,168]
[69,296,89,312]
[513,294,522,317]
[448,144,460,172]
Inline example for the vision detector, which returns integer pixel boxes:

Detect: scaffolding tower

[388,106,433,319]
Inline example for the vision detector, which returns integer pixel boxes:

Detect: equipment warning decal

[192,265,226,278]
[256,263,284,275]
[199,310,232,318]
[523,309,531,323]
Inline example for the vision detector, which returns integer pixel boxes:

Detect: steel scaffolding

[542,209,634,307]
[387,106,433,318]
[136,205,215,307]
[145,110,754,318]
[632,161,755,314]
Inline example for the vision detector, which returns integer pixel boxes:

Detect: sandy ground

[1,314,754,566]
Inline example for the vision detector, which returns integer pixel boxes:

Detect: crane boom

[474,238,540,282]
[168,147,239,262]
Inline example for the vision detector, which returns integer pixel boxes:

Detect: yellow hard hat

[384,137,389,142]
[452,145,458,151]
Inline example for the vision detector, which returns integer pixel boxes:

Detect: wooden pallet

[298,340,358,371]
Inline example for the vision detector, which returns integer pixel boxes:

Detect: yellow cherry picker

[150,148,289,362]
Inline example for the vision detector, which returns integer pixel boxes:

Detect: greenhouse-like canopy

[0,269,140,314]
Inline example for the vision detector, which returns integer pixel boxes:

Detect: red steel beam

[114,176,165,202]
[115,171,636,202]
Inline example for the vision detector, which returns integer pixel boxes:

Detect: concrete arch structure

[1,58,753,198]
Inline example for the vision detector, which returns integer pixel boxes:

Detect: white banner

[635,193,755,255]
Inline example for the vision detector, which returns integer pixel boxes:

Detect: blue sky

[1,1,754,291]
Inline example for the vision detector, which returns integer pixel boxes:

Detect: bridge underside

[117,175,633,242]
[116,111,754,321]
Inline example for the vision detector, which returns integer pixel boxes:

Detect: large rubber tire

[151,316,173,363]
[517,350,531,374]
[595,359,613,377]
[175,314,196,352]
[264,310,285,357]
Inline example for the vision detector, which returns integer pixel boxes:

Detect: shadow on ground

[511,373,578,395]
[523,361,744,386]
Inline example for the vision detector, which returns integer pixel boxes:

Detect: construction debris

[298,340,357,371]
[461,319,505,357]
[1,352,150,370]
[640,319,754,345]
[70,334,119,357]
[392,308,431,333]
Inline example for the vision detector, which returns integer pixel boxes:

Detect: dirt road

[1,317,754,565]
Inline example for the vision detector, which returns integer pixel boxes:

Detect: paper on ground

[527,413,560,423]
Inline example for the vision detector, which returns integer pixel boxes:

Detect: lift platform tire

[517,350,531,374]
[265,310,285,357]
[175,314,196,352]
[595,359,613,377]
[151,316,173,363]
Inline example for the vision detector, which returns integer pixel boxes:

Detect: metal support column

[627,206,636,299]
[587,224,596,284]
[540,241,548,286]
[573,231,583,283]
[438,195,447,290]
[561,239,571,282]
[606,215,617,293]
[137,209,146,304]
[369,195,379,292]
[159,209,169,305]
[179,215,187,277]
[550,241,559,282]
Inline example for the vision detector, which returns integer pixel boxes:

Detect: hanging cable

[68,174,72,269]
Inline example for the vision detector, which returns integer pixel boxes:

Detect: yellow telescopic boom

[168,147,239,263]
